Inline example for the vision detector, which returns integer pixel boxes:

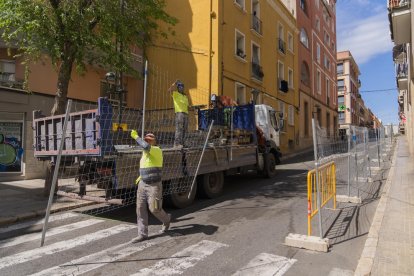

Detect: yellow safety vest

[172,91,189,114]
[140,146,163,169]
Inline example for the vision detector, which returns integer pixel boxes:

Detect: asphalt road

[0,152,389,276]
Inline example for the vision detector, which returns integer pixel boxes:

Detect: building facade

[337,51,362,130]
[388,0,411,146]
[146,0,300,154]
[296,0,338,149]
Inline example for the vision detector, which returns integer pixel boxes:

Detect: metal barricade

[307,161,336,236]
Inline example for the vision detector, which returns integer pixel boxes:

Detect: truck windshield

[269,111,278,130]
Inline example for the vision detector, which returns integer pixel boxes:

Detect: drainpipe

[208,0,214,104]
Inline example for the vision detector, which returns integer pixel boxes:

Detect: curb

[0,201,96,227]
[281,147,313,162]
[354,140,398,276]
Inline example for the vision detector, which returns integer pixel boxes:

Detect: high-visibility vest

[140,146,163,169]
[172,91,189,114]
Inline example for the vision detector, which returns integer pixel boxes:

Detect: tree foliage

[0,0,176,115]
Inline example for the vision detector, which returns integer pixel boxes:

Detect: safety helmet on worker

[176,80,184,92]
[144,133,156,143]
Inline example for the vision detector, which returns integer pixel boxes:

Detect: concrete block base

[357,177,373,183]
[336,195,362,204]
[285,233,330,252]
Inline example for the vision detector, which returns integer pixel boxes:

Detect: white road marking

[232,253,297,276]
[32,236,172,276]
[0,224,135,270]
[131,240,228,276]
[328,267,354,276]
[0,213,80,234]
[0,219,104,248]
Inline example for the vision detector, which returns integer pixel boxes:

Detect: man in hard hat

[168,80,189,149]
[130,130,171,243]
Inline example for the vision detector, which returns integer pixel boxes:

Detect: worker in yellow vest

[168,80,189,149]
[130,130,171,243]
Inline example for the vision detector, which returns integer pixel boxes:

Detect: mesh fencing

[34,62,257,216]
[310,120,395,238]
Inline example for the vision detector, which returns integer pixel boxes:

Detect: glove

[130,129,139,140]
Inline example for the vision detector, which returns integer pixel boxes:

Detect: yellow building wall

[148,0,299,154]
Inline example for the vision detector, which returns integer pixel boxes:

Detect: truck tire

[198,171,224,199]
[263,153,277,178]
[169,183,197,209]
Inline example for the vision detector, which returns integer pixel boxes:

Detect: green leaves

[0,0,176,78]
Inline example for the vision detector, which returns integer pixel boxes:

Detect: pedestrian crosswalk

[0,212,299,276]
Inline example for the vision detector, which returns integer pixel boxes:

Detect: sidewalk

[355,136,414,275]
[0,179,94,226]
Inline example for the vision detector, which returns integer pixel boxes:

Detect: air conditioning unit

[279,80,288,93]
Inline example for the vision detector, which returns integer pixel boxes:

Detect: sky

[336,0,398,124]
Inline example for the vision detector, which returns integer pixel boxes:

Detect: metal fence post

[347,126,351,197]
[352,126,359,197]
[141,59,148,136]
[41,100,72,247]
[312,118,323,238]
[376,129,381,168]
[366,128,371,178]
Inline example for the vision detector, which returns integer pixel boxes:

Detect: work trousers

[136,180,170,237]
[174,112,188,147]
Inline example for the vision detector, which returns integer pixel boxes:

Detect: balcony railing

[278,78,288,92]
[251,62,264,81]
[278,38,286,54]
[388,0,410,9]
[396,62,408,78]
[0,73,24,90]
[251,14,262,35]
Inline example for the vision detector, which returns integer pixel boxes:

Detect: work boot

[131,235,147,243]
[161,214,171,233]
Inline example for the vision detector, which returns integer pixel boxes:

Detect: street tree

[0,0,176,115]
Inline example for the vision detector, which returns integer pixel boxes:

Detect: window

[326,79,330,104]
[279,101,285,131]
[0,60,16,82]
[301,62,310,86]
[252,0,261,34]
[337,63,343,74]
[278,61,284,90]
[324,55,330,70]
[287,32,293,52]
[315,18,320,31]
[338,79,345,91]
[324,31,330,45]
[315,0,319,9]
[235,82,246,104]
[235,30,246,59]
[234,0,245,10]
[316,43,321,63]
[300,0,307,14]
[300,28,309,48]
[288,105,295,126]
[316,70,321,94]
[251,42,263,80]
[278,23,285,54]
[288,68,294,89]
[338,95,344,105]
[338,112,345,120]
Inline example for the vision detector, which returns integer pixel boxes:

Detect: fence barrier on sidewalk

[307,161,336,236]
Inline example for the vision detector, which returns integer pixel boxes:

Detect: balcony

[398,95,404,106]
[251,62,264,81]
[278,38,286,54]
[396,61,408,90]
[251,14,262,35]
[388,0,411,44]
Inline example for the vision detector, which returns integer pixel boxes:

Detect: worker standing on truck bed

[130,130,171,243]
[168,80,189,149]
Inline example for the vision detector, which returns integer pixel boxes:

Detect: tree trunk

[50,55,75,116]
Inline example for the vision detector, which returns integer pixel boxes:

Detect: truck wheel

[169,183,197,209]
[198,171,224,199]
[263,153,277,178]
